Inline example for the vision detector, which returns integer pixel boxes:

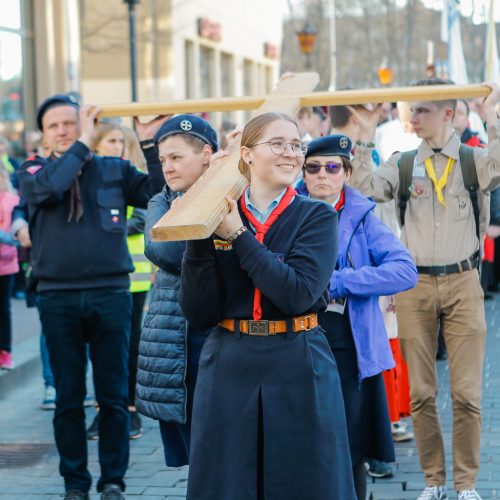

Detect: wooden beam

[99,82,490,118]
[150,72,320,242]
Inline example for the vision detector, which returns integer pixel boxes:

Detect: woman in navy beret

[180,113,356,499]
[134,114,217,466]
[301,134,418,499]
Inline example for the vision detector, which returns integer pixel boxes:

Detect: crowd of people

[1,77,500,500]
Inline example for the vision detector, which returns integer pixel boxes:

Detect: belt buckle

[248,320,269,336]
[301,315,312,331]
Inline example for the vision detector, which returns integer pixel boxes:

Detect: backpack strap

[397,150,417,227]
[458,144,480,243]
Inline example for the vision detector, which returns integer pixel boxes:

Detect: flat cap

[154,114,218,151]
[305,134,352,159]
[36,94,80,131]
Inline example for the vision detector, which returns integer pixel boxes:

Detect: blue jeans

[40,330,55,388]
[39,288,131,493]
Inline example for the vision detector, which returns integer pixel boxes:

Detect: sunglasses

[303,161,344,175]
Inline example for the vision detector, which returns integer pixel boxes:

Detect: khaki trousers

[397,269,486,491]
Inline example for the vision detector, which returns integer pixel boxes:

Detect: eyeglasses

[303,161,344,175]
[250,140,308,156]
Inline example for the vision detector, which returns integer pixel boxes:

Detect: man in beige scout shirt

[349,78,500,500]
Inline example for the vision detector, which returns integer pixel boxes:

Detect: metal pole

[327,0,337,91]
[125,0,140,102]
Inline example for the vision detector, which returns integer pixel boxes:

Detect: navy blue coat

[180,196,357,500]
[136,187,188,423]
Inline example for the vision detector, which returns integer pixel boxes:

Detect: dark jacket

[135,187,189,423]
[17,141,163,291]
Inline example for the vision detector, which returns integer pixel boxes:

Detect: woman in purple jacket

[300,134,418,500]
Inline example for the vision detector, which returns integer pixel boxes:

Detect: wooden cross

[95,76,490,242]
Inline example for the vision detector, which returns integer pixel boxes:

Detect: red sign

[264,43,279,60]
[198,17,222,42]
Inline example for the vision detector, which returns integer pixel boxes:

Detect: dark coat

[135,187,188,423]
[180,195,357,500]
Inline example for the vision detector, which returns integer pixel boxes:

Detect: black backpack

[397,144,480,241]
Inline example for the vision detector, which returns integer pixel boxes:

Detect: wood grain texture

[99,83,490,118]
[150,72,320,241]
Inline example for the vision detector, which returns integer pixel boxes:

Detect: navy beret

[154,114,218,151]
[36,94,80,131]
[305,134,352,159]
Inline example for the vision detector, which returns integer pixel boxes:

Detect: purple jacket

[330,186,418,379]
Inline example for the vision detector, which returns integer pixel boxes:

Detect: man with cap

[17,94,167,500]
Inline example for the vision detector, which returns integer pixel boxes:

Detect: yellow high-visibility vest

[127,206,152,293]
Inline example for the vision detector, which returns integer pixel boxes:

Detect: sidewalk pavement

[1,296,500,499]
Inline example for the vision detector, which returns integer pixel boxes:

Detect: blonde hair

[91,122,125,156]
[238,112,299,180]
[122,127,147,172]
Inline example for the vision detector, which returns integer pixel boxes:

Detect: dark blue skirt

[186,326,357,500]
[319,310,395,465]
[158,331,206,467]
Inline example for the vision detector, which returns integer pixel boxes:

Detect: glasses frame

[303,161,344,175]
[250,140,308,156]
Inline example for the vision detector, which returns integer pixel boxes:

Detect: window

[199,45,215,98]
[221,52,234,123]
[185,40,195,98]
[0,0,26,155]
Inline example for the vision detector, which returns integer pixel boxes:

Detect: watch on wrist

[140,139,155,149]
[227,226,247,243]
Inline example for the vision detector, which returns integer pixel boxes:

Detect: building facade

[0,0,284,153]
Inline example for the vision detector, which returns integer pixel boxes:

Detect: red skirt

[383,338,411,422]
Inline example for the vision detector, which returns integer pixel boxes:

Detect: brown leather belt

[218,314,318,336]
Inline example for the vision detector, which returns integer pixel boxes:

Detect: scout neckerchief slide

[424,156,455,207]
[240,186,296,320]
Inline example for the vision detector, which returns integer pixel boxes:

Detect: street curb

[0,336,42,400]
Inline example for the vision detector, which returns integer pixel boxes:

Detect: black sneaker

[129,411,143,440]
[87,413,100,440]
[364,458,394,478]
[63,490,90,500]
[101,483,125,500]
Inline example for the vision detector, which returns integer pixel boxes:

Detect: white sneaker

[458,490,482,500]
[417,485,448,500]
[41,386,56,410]
[391,420,414,442]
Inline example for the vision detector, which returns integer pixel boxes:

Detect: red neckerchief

[334,190,345,212]
[239,186,296,320]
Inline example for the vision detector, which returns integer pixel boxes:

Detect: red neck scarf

[239,186,296,319]
[334,190,345,212]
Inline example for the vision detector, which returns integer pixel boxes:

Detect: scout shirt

[349,122,500,267]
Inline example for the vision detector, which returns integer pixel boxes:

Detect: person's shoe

[416,485,448,500]
[364,458,393,478]
[391,420,414,442]
[101,483,125,499]
[0,350,13,369]
[86,413,100,440]
[458,490,482,500]
[63,490,90,500]
[129,411,143,440]
[41,385,56,410]
[83,395,96,408]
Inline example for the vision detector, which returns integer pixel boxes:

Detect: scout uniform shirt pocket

[451,193,469,221]
[96,188,126,233]
[407,176,432,223]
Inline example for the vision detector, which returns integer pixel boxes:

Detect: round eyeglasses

[250,140,308,156]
